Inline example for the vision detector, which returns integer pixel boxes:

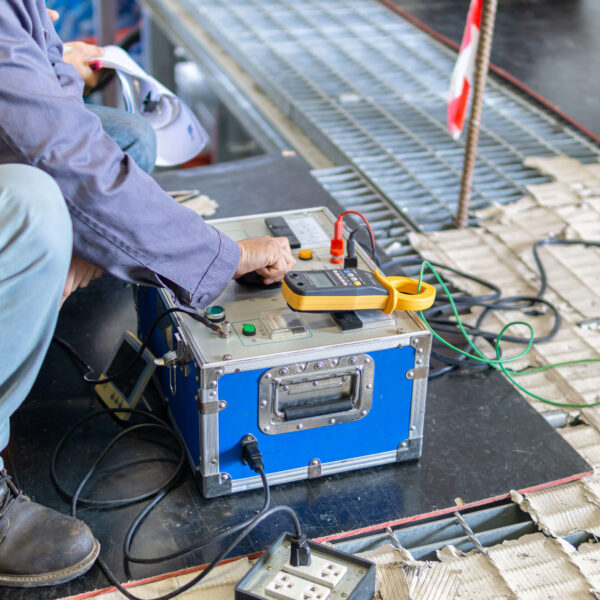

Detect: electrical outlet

[235,533,375,600]
[265,572,330,600]
[283,554,347,588]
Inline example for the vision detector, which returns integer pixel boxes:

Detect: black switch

[264,217,301,249]
[331,311,363,331]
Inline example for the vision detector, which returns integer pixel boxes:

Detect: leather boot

[0,469,100,587]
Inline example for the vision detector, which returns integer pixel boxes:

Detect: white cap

[95,46,209,167]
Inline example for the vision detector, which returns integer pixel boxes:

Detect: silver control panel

[164,207,426,367]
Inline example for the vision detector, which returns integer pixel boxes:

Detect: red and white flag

[447,0,483,139]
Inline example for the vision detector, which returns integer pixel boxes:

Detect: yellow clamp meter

[282,267,436,313]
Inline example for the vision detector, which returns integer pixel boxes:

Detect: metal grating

[182,0,600,234]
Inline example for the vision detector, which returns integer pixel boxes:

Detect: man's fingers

[80,44,104,59]
[47,9,59,22]
[235,236,296,283]
[62,271,75,304]
[285,252,296,270]
[257,259,287,283]
[266,237,295,278]
[79,271,94,289]
[66,41,104,59]
[62,258,102,301]
[275,237,296,271]
[79,266,104,289]
[275,236,292,252]
[260,239,292,282]
[85,268,103,286]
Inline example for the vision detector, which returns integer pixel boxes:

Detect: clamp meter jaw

[282,268,436,313]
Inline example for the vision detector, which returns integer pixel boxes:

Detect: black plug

[241,434,264,473]
[290,535,311,567]
[343,256,358,269]
[344,234,358,269]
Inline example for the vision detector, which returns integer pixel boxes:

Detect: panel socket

[235,533,375,600]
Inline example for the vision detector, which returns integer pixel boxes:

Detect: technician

[0,0,295,588]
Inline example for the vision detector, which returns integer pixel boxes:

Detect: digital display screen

[309,272,333,288]
[106,341,147,398]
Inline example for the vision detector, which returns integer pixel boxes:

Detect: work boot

[0,469,100,587]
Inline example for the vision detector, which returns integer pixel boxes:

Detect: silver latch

[154,350,178,368]
[174,331,191,376]
[153,329,193,394]
[308,458,322,479]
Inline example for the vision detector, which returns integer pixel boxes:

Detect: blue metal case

[137,208,431,497]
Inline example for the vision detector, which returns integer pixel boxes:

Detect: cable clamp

[154,350,178,368]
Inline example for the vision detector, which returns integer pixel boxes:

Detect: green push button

[242,323,257,337]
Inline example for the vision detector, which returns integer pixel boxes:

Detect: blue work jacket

[0,0,240,309]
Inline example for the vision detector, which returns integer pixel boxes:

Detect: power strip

[236,533,375,600]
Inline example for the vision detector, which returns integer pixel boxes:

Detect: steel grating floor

[182,0,600,238]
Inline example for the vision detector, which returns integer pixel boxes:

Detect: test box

[136,207,431,497]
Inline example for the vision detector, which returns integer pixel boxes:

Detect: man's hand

[235,237,296,285]
[62,41,104,92]
[62,257,103,304]
[47,8,60,22]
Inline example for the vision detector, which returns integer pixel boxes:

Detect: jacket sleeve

[0,3,240,309]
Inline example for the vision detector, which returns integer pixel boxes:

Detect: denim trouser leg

[0,165,73,466]
[86,104,157,174]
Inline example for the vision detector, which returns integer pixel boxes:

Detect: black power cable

[381,257,511,376]
[533,237,600,298]
[52,407,304,600]
[99,505,301,600]
[380,237,600,377]
[52,335,94,374]
[346,224,381,267]
[53,305,223,387]
[384,237,600,377]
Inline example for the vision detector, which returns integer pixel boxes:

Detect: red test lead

[330,210,376,264]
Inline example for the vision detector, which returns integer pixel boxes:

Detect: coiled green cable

[415,260,600,409]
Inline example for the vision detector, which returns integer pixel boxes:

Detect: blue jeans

[0,107,157,469]
[87,105,157,174]
[0,165,73,466]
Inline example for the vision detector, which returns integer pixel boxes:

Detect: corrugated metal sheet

[560,425,600,468]
[378,562,462,600]
[437,547,514,600]
[379,564,412,599]
[487,534,591,599]
[408,157,600,415]
[512,481,600,537]
[571,541,600,592]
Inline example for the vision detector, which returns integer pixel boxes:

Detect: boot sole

[0,537,100,588]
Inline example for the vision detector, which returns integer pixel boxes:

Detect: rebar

[456,0,499,228]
